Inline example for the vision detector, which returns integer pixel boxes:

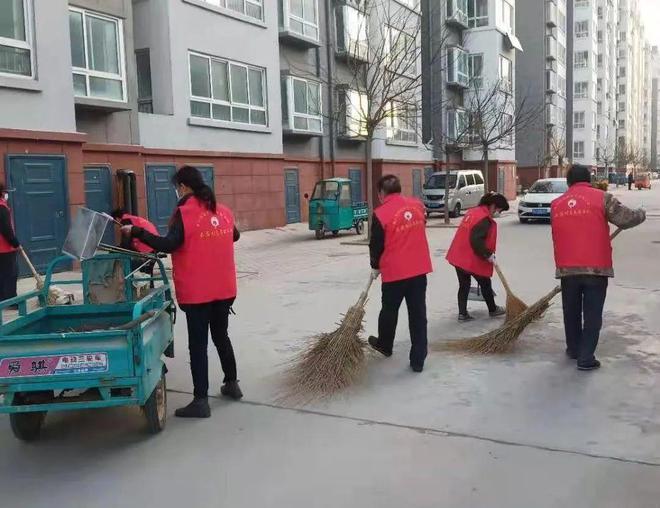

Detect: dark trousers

[180,298,237,398]
[560,275,608,364]
[455,267,496,314]
[628,182,633,190]
[378,275,427,368]
[0,251,18,302]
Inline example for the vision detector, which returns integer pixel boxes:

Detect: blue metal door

[348,168,363,203]
[413,169,423,198]
[196,166,214,190]
[84,166,114,245]
[146,164,177,235]
[284,169,301,224]
[7,155,69,274]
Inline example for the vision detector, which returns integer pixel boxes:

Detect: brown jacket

[556,193,646,278]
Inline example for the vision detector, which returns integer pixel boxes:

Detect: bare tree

[547,125,567,176]
[596,139,616,176]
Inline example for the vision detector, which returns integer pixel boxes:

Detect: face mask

[175,188,181,200]
[2,193,7,201]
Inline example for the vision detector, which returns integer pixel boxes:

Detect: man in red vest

[368,175,433,373]
[551,165,645,371]
[0,182,20,305]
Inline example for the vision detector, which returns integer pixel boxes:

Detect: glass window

[499,55,512,92]
[387,25,416,76]
[286,0,319,41]
[574,111,585,129]
[388,102,417,144]
[575,20,588,38]
[0,0,32,77]
[339,5,368,60]
[288,76,322,133]
[69,8,126,101]
[474,173,484,185]
[528,180,568,193]
[573,141,585,159]
[136,49,153,113]
[465,174,476,186]
[498,0,513,33]
[312,181,339,200]
[574,81,588,99]
[426,174,458,190]
[468,53,483,88]
[339,88,367,137]
[201,0,263,21]
[339,183,352,206]
[574,51,588,68]
[468,0,488,28]
[189,52,267,126]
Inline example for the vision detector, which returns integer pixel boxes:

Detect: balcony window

[338,88,368,138]
[189,52,267,126]
[283,76,322,133]
[546,70,557,93]
[574,111,585,129]
[0,0,32,77]
[574,81,588,99]
[573,141,585,159]
[281,0,319,42]
[498,0,514,34]
[546,36,557,60]
[446,109,468,144]
[69,8,126,102]
[574,50,588,69]
[387,25,417,77]
[447,46,469,87]
[575,0,589,7]
[558,43,566,65]
[546,2,557,27]
[575,20,588,39]
[388,102,417,144]
[336,5,368,62]
[468,53,483,88]
[467,0,488,28]
[200,0,263,21]
[499,55,512,93]
[136,49,153,113]
[446,0,468,28]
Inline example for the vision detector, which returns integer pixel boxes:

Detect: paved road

[1,185,659,507]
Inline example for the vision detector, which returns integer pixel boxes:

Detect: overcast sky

[639,0,660,48]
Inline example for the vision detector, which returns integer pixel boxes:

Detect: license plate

[0,353,109,378]
[532,208,548,216]
[426,203,441,208]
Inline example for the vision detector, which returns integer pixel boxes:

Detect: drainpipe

[324,0,337,177]
[315,46,326,179]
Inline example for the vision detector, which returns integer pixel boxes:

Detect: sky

[639,0,660,48]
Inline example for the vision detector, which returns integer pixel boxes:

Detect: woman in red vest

[446,193,509,322]
[122,166,241,419]
[0,182,20,305]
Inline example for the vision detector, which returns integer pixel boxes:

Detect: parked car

[422,170,485,218]
[518,178,568,223]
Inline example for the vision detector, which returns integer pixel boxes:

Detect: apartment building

[423,0,521,199]
[651,46,660,170]
[515,0,568,188]
[0,0,432,271]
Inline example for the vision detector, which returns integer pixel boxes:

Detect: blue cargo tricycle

[308,178,369,239]
[0,253,175,441]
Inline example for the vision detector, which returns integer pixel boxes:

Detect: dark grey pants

[560,275,608,364]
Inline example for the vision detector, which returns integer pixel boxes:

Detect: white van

[422,170,485,217]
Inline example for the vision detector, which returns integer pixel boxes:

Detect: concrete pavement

[1,185,659,507]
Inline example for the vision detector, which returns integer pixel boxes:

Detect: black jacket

[0,205,19,249]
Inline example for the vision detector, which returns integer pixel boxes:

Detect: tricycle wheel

[355,220,364,235]
[143,371,167,434]
[332,230,339,237]
[315,229,325,240]
[10,412,46,442]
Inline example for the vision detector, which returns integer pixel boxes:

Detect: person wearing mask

[446,193,509,322]
[551,164,645,371]
[111,209,159,280]
[0,182,20,304]
[122,166,241,418]
[368,175,433,373]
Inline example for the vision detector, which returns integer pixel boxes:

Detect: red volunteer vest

[122,214,158,253]
[446,205,497,278]
[171,197,237,304]
[550,182,612,271]
[373,194,433,283]
[0,199,18,254]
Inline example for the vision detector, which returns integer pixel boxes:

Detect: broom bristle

[505,294,528,322]
[435,286,561,354]
[279,302,368,404]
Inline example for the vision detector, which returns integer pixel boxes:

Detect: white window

[575,0,589,7]
[282,0,319,41]
[388,102,417,144]
[200,0,263,21]
[69,8,126,102]
[574,111,585,129]
[558,75,566,97]
[597,101,602,114]
[285,76,322,133]
[189,52,267,126]
[338,88,367,137]
[558,43,566,65]
[498,0,514,33]
[499,55,512,92]
[468,53,483,88]
[574,81,588,99]
[0,0,32,78]
[387,25,417,77]
[574,51,588,68]
[501,112,513,144]
[447,0,469,27]
[446,109,468,144]
[468,0,488,28]
[447,46,469,87]
[336,5,368,61]
[592,112,596,129]
[575,20,588,39]
[573,141,585,159]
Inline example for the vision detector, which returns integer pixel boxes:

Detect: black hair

[111,208,126,219]
[377,174,402,196]
[479,192,510,211]
[172,165,216,211]
[0,182,6,194]
[566,164,592,186]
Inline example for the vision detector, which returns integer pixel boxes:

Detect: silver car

[423,170,485,218]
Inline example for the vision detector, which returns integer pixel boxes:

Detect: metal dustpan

[62,207,112,261]
[468,286,497,302]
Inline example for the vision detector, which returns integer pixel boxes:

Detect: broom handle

[494,264,513,295]
[356,272,377,307]
[19,247,43,285]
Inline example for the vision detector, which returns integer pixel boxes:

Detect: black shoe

[411,364,424,373]
[577,359,601,371]
[458,313,475,322]
[174,397,211,418]
[489,306,506,318]
[566,349,578,360]
[220,380,243,400]
[368,336,392,357]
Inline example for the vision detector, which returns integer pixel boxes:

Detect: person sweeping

[551,164,645,371]
[368,175,433,373]
[0,182,20,305]
[446,193,509,322]
[111,208,159,279]
[122,166,241,418]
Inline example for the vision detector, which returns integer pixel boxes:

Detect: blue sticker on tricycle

[0,353,109,378]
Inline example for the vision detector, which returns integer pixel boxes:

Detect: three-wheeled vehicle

[635,172,652,190]
[307,178,368,240]
[0,253,175,441]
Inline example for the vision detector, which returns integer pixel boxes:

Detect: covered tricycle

[0,253,175,441]
[307,178,368,239]
[635,173,651,190]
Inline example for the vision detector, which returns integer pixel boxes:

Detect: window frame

[336,4,369,61]
[282,0,319,42]
[574,81,588,99]
[467,0,488,28]
[188,51,268,127]
[0,0,34,79]
[196,0,263,22]
[574,50,588,69]
[468,53,483,89]
[498,0,514,34]
[575,20,588,39]
[573,141,585,159]
[573,111,585,129]
[338,87,368,138]
[286,75,322,134]
[499,55,512,93]
[386,24,417,78]
[387,101,418,145]
[69,6,127,103]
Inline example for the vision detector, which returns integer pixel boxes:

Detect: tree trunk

[482,145,490,193]
[444,164,451,224]
[366,136,374,240]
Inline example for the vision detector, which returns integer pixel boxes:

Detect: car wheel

[450,203,462,218]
